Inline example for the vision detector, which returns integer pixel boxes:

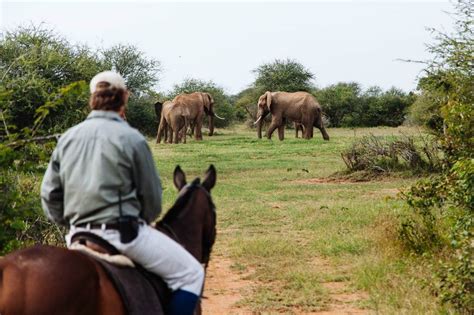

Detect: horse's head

[158,165,217,267]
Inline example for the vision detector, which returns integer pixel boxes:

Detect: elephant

[155,101,190,144]
[254,91,330,141]
[171,92,224,140]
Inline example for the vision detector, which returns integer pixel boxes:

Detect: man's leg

[109,225,204,314]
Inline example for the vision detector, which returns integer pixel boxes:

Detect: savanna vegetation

[0,0,472,313]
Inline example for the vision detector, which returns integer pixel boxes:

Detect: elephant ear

[204,92,214,112]
[206,93,214,105]
[265,91,272,111]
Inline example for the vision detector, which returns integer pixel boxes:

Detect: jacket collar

[87,110,125,122]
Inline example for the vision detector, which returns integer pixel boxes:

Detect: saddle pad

[70,243,135,267]
[95,259,170,315]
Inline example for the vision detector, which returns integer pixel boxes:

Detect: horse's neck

[159,194,204,262]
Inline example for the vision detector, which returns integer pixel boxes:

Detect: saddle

[70,232,171,315]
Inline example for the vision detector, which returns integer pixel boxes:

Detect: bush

[341,134,441,175]
[0,143,64,255]
[315,84,415,128]
[126,94,160,137]
[397,1,473,311]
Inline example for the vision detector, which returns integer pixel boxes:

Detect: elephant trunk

[208,115,214,136]
[321,128,330,141]
[314,114,330,141]
[256,110,268,139]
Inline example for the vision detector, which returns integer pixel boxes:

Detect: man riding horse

[40,71,203,315]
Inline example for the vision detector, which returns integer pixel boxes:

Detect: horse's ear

[202,164,216,191]
[173,165,187,190]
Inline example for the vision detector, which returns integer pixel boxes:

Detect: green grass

[150,125,450,313]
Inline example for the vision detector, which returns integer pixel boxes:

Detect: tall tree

[102,44,160,95]
[253,58,315,92]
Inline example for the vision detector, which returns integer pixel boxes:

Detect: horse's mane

[159,178,201,224]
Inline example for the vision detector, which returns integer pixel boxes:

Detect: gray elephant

[254,91,330,141]
[171,92,225,140]
[155,101,189,144]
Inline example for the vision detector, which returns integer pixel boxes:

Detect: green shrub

[397,1,473,311]
[126,94,159,137]
[0,143,64,255]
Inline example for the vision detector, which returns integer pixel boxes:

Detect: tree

[101,44,160,95]
[101,45,161,136]
[0,25,103,134]
[357,87,414,127]
[315,82,361,127]
[252,58,315,92]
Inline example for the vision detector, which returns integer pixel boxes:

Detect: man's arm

[133,139,162,223]
[41,148,67,226]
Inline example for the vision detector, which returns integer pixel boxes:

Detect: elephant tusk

[253,116,262,125]
[214,113,225,120]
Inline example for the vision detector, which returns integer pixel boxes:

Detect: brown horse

[0,165,217,315]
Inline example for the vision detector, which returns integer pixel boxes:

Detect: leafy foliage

[398,1,473,311]
[126,92,162,136]
[315,82,361,127]
[0,25,103,134]
[252,58,315,93]
[102,44,160,95]
[315,83,415,127]
[0,25,161,255]
[0,166,65,255]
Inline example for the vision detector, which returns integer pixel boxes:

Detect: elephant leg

[167,125,173,143]
[156,126,163,143]
[173,128,179,144]
[266,118,281,139]
[183,118,188,144]
[278,119,285,141]
[295,122,299,138]
[303,121,312,140]
[156,119,166,143]
[195,118,203,141]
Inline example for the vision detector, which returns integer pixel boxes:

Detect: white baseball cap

[90,71,127,93]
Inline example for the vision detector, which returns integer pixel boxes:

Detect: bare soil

[202,255,253,314]
[203,255,369,315]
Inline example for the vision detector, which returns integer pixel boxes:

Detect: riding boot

[168,289,200,315]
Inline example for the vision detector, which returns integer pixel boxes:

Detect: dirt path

[202,255,369,315]
[202,255,253,314]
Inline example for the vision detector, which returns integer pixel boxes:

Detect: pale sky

[1,0,454,94]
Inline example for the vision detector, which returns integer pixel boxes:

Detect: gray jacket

[41,110,162,226]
